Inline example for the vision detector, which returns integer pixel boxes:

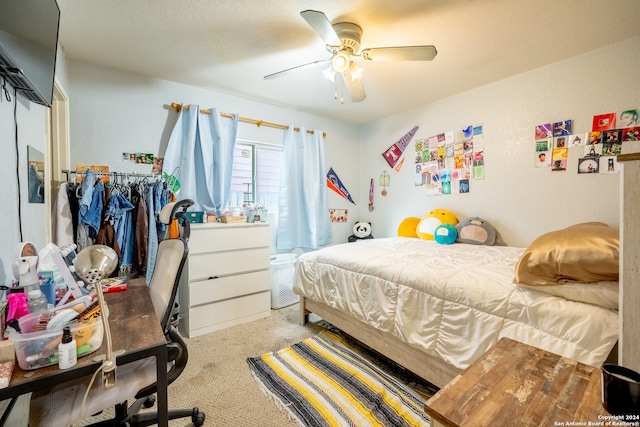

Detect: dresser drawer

[188,270,270,306]
[188,291,271,336]
[189,224,270,254]
[188,247,270,280]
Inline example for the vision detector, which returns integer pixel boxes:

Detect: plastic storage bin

[185,211,204,223]
[246,208,268,223]
[270,253,299,309]
[8,312,104,370]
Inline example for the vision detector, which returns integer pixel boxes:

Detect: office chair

[29,198,205,427]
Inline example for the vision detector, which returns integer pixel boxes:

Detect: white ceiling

[57,0,640,125]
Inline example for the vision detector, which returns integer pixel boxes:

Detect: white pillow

[518,281,619,310]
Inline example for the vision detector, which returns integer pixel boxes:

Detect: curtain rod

[170,103,326,138]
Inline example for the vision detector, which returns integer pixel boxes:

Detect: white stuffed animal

[348,221,374,242]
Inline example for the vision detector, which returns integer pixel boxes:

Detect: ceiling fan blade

[300,10,341,46]
[341,71,366,102]
[361,45,438,61]
[264,59,330,80]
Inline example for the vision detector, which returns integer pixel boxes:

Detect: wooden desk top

[424,337,610,427]
[0,278,165,399]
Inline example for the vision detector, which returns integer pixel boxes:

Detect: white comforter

[293,237,619,370]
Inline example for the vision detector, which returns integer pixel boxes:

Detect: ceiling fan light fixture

[332,51,350,73]
[322,65,336,82]
[348,62,363,80]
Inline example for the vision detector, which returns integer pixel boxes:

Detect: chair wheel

[143,395,156,409]
[191,407,205,426]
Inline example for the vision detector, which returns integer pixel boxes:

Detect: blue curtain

[276,127,333,252]
[163,105,238,214]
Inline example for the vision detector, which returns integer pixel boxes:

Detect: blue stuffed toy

[434,224,458,245]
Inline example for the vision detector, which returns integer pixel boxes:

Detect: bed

[293,230,620,388]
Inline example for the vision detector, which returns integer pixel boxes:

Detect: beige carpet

[165,304,326,426]
[78,303,438,426]
[79,303,325,426]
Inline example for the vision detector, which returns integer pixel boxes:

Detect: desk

[424,337,608,426]
[0,278,168,426]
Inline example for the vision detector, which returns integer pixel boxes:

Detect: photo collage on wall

[122,152,164,174]
[534,109,639,174]
[414,124,484,196]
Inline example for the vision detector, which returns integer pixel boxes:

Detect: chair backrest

[148,199,193,332]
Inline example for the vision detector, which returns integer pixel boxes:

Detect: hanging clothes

[96,185,121,263]
[78,169,96,217]
[53,171,173,279]
[145,184,158,285]
[77,178,105,252]
[52,182,74,247]
[96,219,122,261]
[66,182,80,243]
[105,192,134,276]
[132,185,148,276]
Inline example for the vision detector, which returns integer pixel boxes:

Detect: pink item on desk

[6,293,30,321]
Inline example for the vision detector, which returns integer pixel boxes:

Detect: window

[229,142,282,213]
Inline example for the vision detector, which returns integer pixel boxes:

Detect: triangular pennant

[382,125,419,168]
[327,167,355,204]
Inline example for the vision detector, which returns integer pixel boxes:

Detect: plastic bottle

[58,326,77,369]
[27,290,49,314]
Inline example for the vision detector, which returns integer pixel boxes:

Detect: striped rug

[246,330,433,427]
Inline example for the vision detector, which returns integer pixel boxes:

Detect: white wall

[66,60,361,245]
[359,36,640,247]
[2,36,638,281]
[0,42,69,285]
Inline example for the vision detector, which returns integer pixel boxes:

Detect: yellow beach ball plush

[416,209,458,240]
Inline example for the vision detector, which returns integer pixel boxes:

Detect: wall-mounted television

[0,0,60,107]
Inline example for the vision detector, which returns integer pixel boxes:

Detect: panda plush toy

[348,221,374,242]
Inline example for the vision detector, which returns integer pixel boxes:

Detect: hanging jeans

[78,169,96,217]
[106,193,134,275]
[154,180,168,235]
[80,180,104,238]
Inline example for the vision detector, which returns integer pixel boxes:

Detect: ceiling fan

[264,10,438,103]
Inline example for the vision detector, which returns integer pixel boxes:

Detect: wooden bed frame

[298,154,640,389]
[299,297,460,388]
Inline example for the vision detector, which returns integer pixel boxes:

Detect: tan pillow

[515,222,619,286]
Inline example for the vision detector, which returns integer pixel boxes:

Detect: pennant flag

[327,167,355,204]
[382,125,419,168]
[393,156,405,174]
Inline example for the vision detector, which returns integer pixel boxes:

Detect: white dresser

[179,222,271,338]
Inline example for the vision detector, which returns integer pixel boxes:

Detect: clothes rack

[61,169,160,182]
[170,103,327,138]
[54,168,173,282]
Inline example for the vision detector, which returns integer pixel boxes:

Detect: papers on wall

[534,109,638,175]
[414,124,484,196]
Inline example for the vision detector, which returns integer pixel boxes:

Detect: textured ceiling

[57,0,640,124]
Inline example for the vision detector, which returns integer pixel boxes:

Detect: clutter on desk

[57,326,77,369]
[3,242,111,371]
[100,277,128,293]
[0,340,15,389]
[7,302,104,370]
